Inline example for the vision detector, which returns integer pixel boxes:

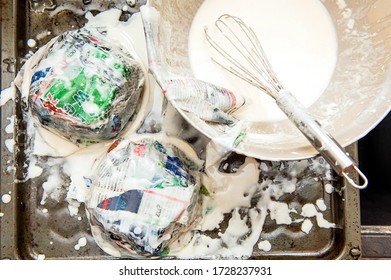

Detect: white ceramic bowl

[150,0,391,160]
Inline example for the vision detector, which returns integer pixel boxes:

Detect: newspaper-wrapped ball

[28,28,145,143]
[85,135,203,258]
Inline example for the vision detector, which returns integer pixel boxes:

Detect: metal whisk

[205,14,368,189]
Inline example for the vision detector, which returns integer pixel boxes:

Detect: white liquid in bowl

[189,0,338,122]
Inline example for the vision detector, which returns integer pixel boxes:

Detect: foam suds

[74,237,88,250]
[27,39,37,48]
[26,156,44,180]
[301,202,335,228]
[40,160,65,205]
[5,115,15,134]
[4,139,15,153]
[301,219,313,234]
[1,194,12,204]
[258,240,272,252]
[325,183,335,194]
[316,198,327,211]
[0,83,16,106]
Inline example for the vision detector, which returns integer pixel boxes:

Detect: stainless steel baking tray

[1,0,361,260]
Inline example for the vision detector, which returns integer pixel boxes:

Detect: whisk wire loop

[205,28,267,92]
[224,15,279,90]
[205,14,284,98]
[215,16,264,79]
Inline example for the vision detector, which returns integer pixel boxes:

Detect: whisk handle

[276,90,368,189]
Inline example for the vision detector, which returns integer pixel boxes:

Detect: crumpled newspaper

[28,27,145,143]
[85,135,203,258]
